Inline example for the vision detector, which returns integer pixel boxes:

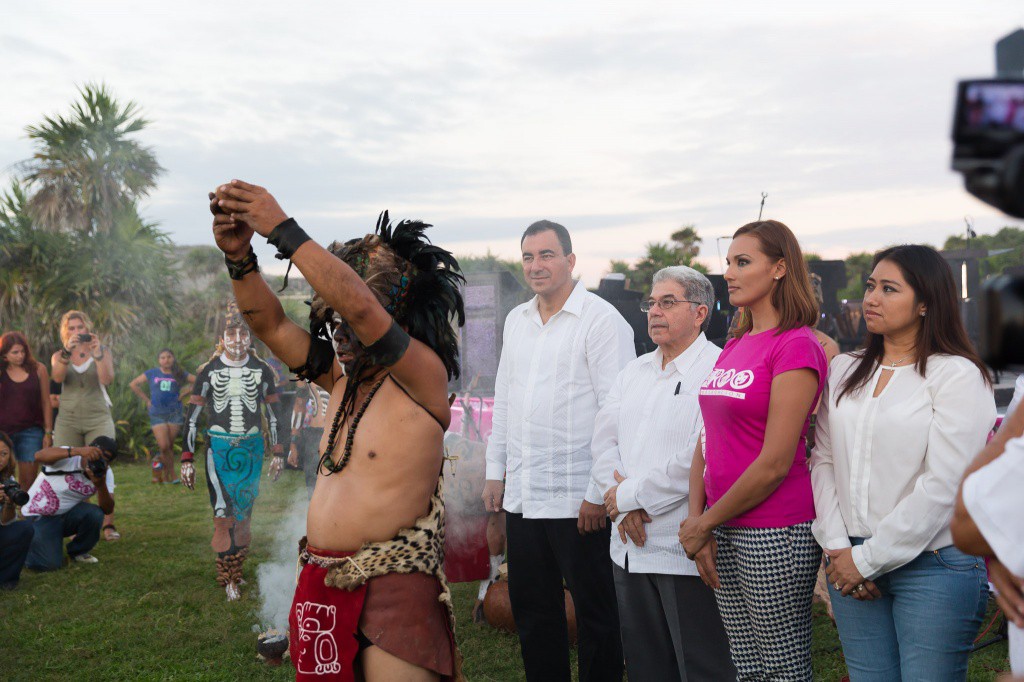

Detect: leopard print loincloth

[298,475,463,680]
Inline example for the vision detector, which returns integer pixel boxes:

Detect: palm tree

[21,83,164,234]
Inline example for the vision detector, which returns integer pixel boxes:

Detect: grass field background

[0,462,1011,681]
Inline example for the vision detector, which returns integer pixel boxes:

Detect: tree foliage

[943,226,1024,278]
[610,224,707,293]
[21,83,163,234]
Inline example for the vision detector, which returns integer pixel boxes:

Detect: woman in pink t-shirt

[679,219,827,680]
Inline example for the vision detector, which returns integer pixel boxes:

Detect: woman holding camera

[810,245,995,680]
[50,310,119,540]
[0,331,54,490]
[0,432,35,589]
[129,349,194,484]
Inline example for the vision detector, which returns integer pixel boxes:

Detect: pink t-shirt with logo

[699,326,827,528]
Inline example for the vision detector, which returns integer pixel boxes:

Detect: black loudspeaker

[808,260,847,318]
[705,274,735,347]
[454,271,527,395]
[594,275,651,356]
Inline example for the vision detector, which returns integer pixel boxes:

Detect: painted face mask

[307,211,466,382]
[222,327,251,361]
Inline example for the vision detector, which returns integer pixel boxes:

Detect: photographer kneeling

[22,436,116,570]
[0,432,35,589]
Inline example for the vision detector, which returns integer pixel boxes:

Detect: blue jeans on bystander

[829,539,988,682]
[25,502,105,571]
[0,520,35,588]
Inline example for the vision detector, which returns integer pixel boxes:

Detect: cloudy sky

[3,2,1023,284]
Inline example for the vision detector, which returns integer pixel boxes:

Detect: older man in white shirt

[483,220,634,682]
[594,266,735,681]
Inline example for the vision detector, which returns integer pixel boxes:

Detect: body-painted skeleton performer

[180,302,284,600]
[210,179,465,681]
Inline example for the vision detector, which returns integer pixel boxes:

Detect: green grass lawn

[0,462,1011,681]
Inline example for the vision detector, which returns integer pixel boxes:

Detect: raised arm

[215,181,450,425]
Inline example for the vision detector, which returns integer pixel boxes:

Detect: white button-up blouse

[810,352,996,580]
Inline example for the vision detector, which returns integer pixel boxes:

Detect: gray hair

[651,266,715,332]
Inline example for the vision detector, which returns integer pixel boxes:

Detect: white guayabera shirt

[590,334,720,576]
[485,281,635,519]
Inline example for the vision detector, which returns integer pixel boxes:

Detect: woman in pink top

[679,220,828,680]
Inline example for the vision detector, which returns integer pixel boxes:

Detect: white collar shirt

[485,281,635,518]
[590,334,720,575]
[810,353,996,580]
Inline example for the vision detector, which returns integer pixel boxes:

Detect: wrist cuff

[267,218,311,261]
[225,246,260,280]
[181,453,194,463]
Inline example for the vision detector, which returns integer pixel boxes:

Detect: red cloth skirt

[289,545,455,681]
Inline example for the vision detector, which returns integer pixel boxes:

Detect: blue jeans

[829,540,988,681]
[10,426,44,463]
[0,520,35,587]
[25,502,104,571]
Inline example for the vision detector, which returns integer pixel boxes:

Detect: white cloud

[3,2,1023,285]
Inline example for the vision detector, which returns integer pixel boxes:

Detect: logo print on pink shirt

[65,475,95,496]
[730,370,755,390]
[27,479,59,515]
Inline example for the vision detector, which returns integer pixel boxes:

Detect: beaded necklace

[319,374,388,474]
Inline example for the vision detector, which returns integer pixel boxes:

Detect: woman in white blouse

[810,244,995,681]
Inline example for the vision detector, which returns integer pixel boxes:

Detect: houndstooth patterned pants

[713,521,821,681]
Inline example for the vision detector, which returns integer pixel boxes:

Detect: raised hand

[210,191,255,260]
[215,180,288,238]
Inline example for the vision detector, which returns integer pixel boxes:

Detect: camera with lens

[1,479,30,506]
[951,36,1024,369]
[86,457,109,478]
[78,333,93,343]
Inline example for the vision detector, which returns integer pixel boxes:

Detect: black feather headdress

[310,211,466,380]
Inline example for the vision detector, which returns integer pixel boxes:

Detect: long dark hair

[0,431,15,480]
[0,331,38,374]
[837,245,991,402]
[157,348,188,385]
[729,220,819,337]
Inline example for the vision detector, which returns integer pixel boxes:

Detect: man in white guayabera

[482,220,634,682]
[593,266,736,681]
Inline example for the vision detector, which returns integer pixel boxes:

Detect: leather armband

[289,336,335,382]
[364,321,411,367]
[225,246,260,280]
[267,218,311,260]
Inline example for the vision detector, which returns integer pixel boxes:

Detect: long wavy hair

[729,220,819,337]
[836,244,991,403]
[157,348,189,385]
[0,331,38,374]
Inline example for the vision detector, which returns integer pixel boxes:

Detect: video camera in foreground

[952,34,1024,369]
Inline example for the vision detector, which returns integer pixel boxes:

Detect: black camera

[952,71,1024,368]
[1,479,30,506]
[86,457,109,478]
[952,79,1024,219]
[78,333,93,343]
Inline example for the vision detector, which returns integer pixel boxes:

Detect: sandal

[103,524,121,541]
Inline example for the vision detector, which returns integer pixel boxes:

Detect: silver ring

[856,584,866,592]
[834,581,841,591]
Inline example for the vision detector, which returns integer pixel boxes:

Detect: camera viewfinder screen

[959,81,1024,135]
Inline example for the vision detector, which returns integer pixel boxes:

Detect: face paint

[328,312,363,373]
[223,327,251,361]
